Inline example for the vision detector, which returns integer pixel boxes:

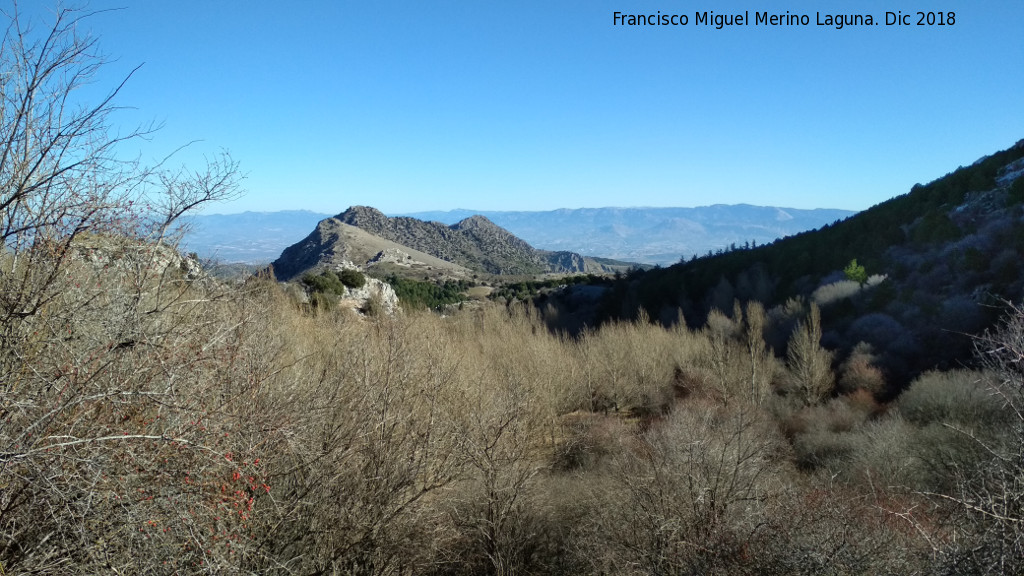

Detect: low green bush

[339,268,366,289]
[302,268,365,295]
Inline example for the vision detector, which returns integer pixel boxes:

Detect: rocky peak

[269,218,348,281]
[451,214,536,256]
[336,206,390,229]
[543,251,586,273]
[451,214,499,232]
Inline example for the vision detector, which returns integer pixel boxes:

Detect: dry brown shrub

[896,369,1003,428]
[552,411,630,472]
[1,263,281,573]
[579,401,789,575]
[238,307,465,574]
[843,387,882,417]
[575,315,681,416]
[837,341,887,396]
[919,303,1024,573]
[749,482,934,575]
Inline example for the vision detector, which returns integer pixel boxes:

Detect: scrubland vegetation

[7,259,1024,574]
[5,6,1024,575]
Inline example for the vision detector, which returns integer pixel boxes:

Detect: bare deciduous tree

[786,302,834,406]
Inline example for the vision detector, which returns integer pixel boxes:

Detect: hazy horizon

[196,201,862,218]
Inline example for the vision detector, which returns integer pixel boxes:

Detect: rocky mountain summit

[334,206,587,275]
[269,216,471,281]
[269,206,639,287]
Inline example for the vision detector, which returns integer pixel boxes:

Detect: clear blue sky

[12,1,1024,214]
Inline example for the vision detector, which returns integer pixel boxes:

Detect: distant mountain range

[180,205,855,265]
[399,205,855,265]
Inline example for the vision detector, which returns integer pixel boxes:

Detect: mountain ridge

[270,207,617,281]
[268,217,474,281]
[333,206,582,275]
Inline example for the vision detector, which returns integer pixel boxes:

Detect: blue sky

[14,1,1023,214]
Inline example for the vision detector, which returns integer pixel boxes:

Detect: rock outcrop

[71,235,206,282]
[269,219,351,281]
[329,261,400,315]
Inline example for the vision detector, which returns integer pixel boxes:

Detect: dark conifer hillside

[598,140,1024,391]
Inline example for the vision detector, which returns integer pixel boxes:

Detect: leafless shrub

[695,301,777,409]
[576,312,681,416]
[743,300,776,405]
[702,307,748,403]
[581,401,788,574]
[1,255,274,574]
[896,369,1004,428]
[792,428,858,473]
[551,412,629,472]
[243,312,462,575]
[431,308,559,576]
[844,416,927,489]
[750,483,934,575]
[837,341,886,396]
[812,279,861,307]
[0,6,263,573]
[785,303,835,406]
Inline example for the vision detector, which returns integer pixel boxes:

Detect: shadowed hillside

[596,139,1024,392]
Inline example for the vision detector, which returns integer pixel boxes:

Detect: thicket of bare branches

[926,302,1024,574]
[0,6,251,573]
